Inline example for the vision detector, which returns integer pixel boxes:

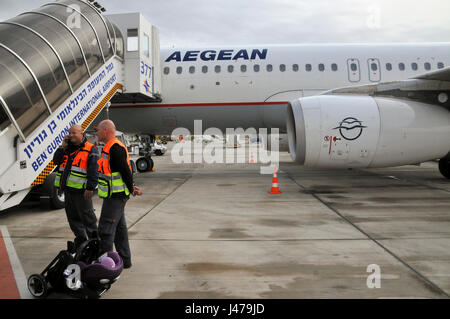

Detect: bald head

[71,124,83,132]
[97,120,116,143]
[68,124,84,145]
[99,120,115,131]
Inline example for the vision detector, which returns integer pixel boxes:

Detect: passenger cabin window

[228,65,234,73]
[202,66,208,73]
[143,33,149,57]
[176,66,182,74]
[331,63,338,71]
[215,65,221,73]
[386,63,392,71]
[127,29,138,52]
[280,64,286,72]
[438,62,445,69]
[241,65,247,72]
[306,64,312,72]
[267,64,273,72]
[293,64,299,72]
[350,63,357,71]
[318,64,324,72]
[163,66,170,75]
[254,65,260,72]
[371,63,378,71]
[424,62,431,71]
[399,63,405,71]
[411,62,418,71]
[189,66,195,74]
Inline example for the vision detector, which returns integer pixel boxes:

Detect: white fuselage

[109,43,450,134]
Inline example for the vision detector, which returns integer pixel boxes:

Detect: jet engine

[266,134,289,152]
[286,95,450,169]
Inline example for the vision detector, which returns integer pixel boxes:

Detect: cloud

[0,0,449,47]
[0,0,48,21]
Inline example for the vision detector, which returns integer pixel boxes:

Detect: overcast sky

[1,0,449,48]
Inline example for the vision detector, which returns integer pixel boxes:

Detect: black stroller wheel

[27,274,48,298]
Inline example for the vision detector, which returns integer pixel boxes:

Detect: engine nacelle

[286,95,450,168]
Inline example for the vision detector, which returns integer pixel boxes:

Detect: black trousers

[98,196,131,263]
[64,191,98,247]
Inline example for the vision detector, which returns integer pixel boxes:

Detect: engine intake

[286,95,450,168]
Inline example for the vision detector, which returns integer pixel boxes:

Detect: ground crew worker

[96,120,142,269]
[53,125,99,248]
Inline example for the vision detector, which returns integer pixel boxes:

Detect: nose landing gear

[136,155,154,173]
[135,135,155,173]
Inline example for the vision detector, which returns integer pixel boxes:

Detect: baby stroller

[27,237,123,299]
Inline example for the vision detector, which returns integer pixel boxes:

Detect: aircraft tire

[438,158,450,179]
[136,157,150,172]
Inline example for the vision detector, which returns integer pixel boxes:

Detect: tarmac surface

[1,141,450,299]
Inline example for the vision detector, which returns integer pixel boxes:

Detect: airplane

[106,43,450,178]
[1,3,449,211]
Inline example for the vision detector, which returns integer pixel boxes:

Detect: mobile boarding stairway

[0,0,161,211]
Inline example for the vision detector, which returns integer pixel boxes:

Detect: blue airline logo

[143,80,151,92]
[165,49,268,62]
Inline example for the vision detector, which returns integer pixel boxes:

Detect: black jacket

[53,137,99,193]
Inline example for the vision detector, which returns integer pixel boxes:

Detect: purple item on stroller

[27,237,123,299]
[77,252,123,296]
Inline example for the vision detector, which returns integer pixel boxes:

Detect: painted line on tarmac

[128,174,193,230]
[0,226,32,299]
[283,171,450,298]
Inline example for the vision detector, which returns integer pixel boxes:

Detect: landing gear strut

[136,135,155,173]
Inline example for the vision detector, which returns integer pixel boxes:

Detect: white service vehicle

[152,141,167,156]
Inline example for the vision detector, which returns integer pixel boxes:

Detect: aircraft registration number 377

[140,60,152,79]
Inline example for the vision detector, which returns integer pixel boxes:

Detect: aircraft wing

[322,66,450,107]
[413,66,450,81]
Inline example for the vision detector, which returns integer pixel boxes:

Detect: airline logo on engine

[333,117,367,141]
[164,49,268,62]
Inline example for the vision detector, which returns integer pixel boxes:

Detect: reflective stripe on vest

[97,138,131,198]
[54,142,94,190]
[66,173,88,189]
[54,165,65,188]
[54,173,62,188]
[71,166,87,174]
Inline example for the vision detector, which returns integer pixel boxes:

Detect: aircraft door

[368,58,381,82]
[347,58,360,82]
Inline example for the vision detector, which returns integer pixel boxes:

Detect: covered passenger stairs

[0,0,161,210]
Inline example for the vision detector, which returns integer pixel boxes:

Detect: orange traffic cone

[269,168,282,194]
